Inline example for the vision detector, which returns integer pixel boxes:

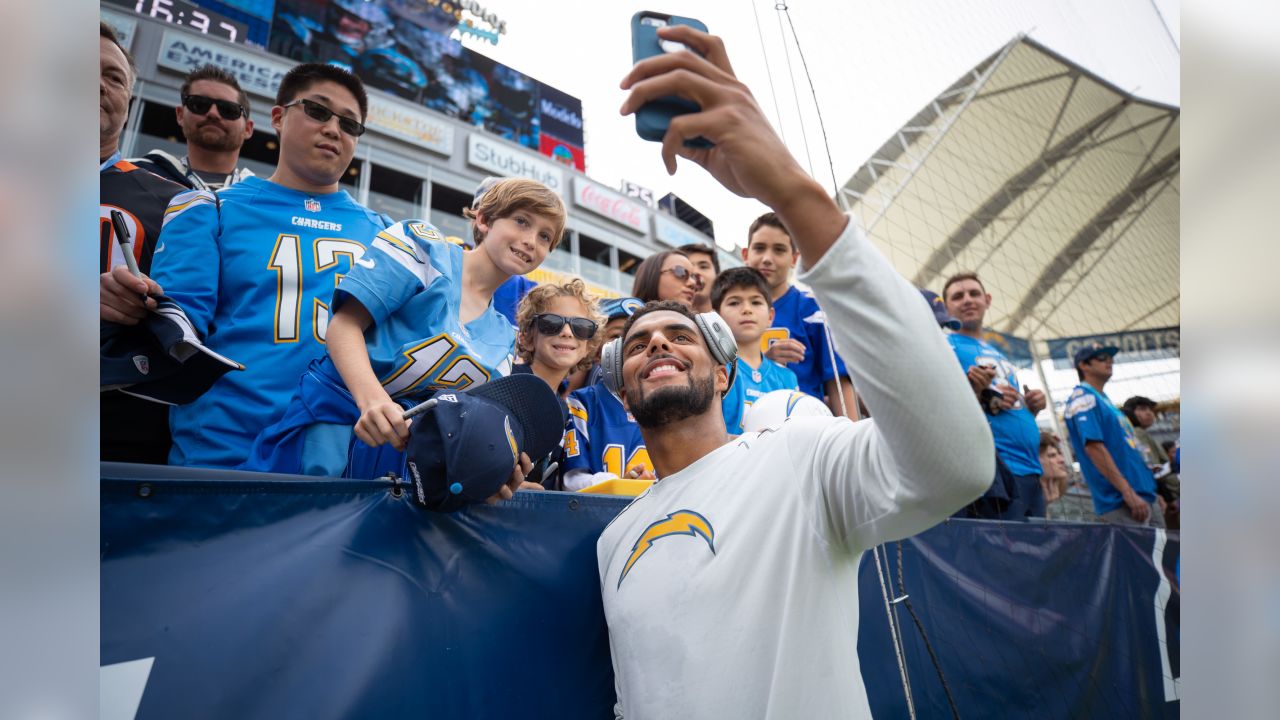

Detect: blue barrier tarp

[102,463,1179,719]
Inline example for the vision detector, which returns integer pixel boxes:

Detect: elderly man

[99,21,186,463]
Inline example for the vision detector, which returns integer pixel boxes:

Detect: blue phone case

[630,11,714,148]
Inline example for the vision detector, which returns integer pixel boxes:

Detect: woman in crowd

[630,250,702,308]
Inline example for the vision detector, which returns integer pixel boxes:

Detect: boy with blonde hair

[244,177,566,478]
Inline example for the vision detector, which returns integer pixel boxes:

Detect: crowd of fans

[99,21,1178,525]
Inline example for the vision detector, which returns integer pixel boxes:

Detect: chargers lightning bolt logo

[618,510,716,589]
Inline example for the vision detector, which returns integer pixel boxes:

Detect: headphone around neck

[600,310,739,397]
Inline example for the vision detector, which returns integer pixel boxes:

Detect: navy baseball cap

[599,296,644,321]
[919,289,961,330]
[1072,342,1119,368]
[405,373,566,512]
[100,296,243,404]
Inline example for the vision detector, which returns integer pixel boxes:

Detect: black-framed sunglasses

[181,94,246,120]
[661,265,704,288]
[533,313,598,340]
[282,98,366,137]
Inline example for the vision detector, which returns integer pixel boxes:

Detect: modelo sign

[468,134,564,196]
[572,177,647,233]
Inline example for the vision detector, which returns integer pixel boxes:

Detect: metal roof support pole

[859,37,1023,233]
[1030,341,1075,470]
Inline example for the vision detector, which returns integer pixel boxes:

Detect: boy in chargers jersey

[742,211,857,418]
[106,63,389,468]
[242,178,566,477]
[711,267,799,435]
[562,297,651,491]
[509,279,605,489]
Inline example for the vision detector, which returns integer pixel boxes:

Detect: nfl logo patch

[304,198,321,212]
[132,355,151,375]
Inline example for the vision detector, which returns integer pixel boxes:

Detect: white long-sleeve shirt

[597,216,994,720]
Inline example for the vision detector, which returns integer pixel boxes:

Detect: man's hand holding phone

[622,18,847,261]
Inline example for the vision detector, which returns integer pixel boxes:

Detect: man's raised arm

[620,25,994,546]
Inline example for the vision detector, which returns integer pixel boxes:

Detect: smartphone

[630,11,713,148]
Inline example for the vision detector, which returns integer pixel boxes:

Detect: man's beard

[188,123,243,153]
[629,371,717,428]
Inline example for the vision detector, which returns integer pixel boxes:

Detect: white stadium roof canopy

[841,35,1179,343]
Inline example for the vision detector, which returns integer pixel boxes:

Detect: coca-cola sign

[572,177,649,233]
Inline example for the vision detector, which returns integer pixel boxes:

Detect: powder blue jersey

[564,383,649,478]
[316,220,515,397]
[761,285,848,400]
[241,221,515,476]
[947,333,1042,477]
[150,176,389,468]
[1064,384,1157,515]
[721,357,799,435]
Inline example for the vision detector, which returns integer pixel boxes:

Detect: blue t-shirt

[721,357,799,435]
[1064,383,1157,515]
[564,383,649,477]
[493,275,538,325]
[946,333,1042,477]
[760,285,848,400]
[241,221,516,477]
[150,176,389,468]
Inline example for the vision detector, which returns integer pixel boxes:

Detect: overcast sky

[457,0,1180,251]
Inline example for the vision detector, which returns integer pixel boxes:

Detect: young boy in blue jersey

[102,63,390,468]
[562,297,651,491]
[742,212,857,418]
[711,267,799,435]
[243,177,567,477]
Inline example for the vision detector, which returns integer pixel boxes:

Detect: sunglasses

[182,94,246,120]
[282,98,366,137]
[533,313,598,340]
[661,265,704,288]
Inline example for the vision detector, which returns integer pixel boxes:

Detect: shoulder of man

[161,188,220,229]
[1064,386,1098,419]
[112,158,186,204]
[789,288,828,324]
[129,150,191,188]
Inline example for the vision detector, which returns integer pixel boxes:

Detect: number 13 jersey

[310,219,515,399]
[151,177,390,468]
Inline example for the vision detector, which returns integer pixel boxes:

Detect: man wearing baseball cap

[1063,343,1163,526]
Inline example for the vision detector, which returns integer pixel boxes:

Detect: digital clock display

[105,0,249,43]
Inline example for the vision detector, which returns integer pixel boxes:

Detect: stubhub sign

[468,134,564,196]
